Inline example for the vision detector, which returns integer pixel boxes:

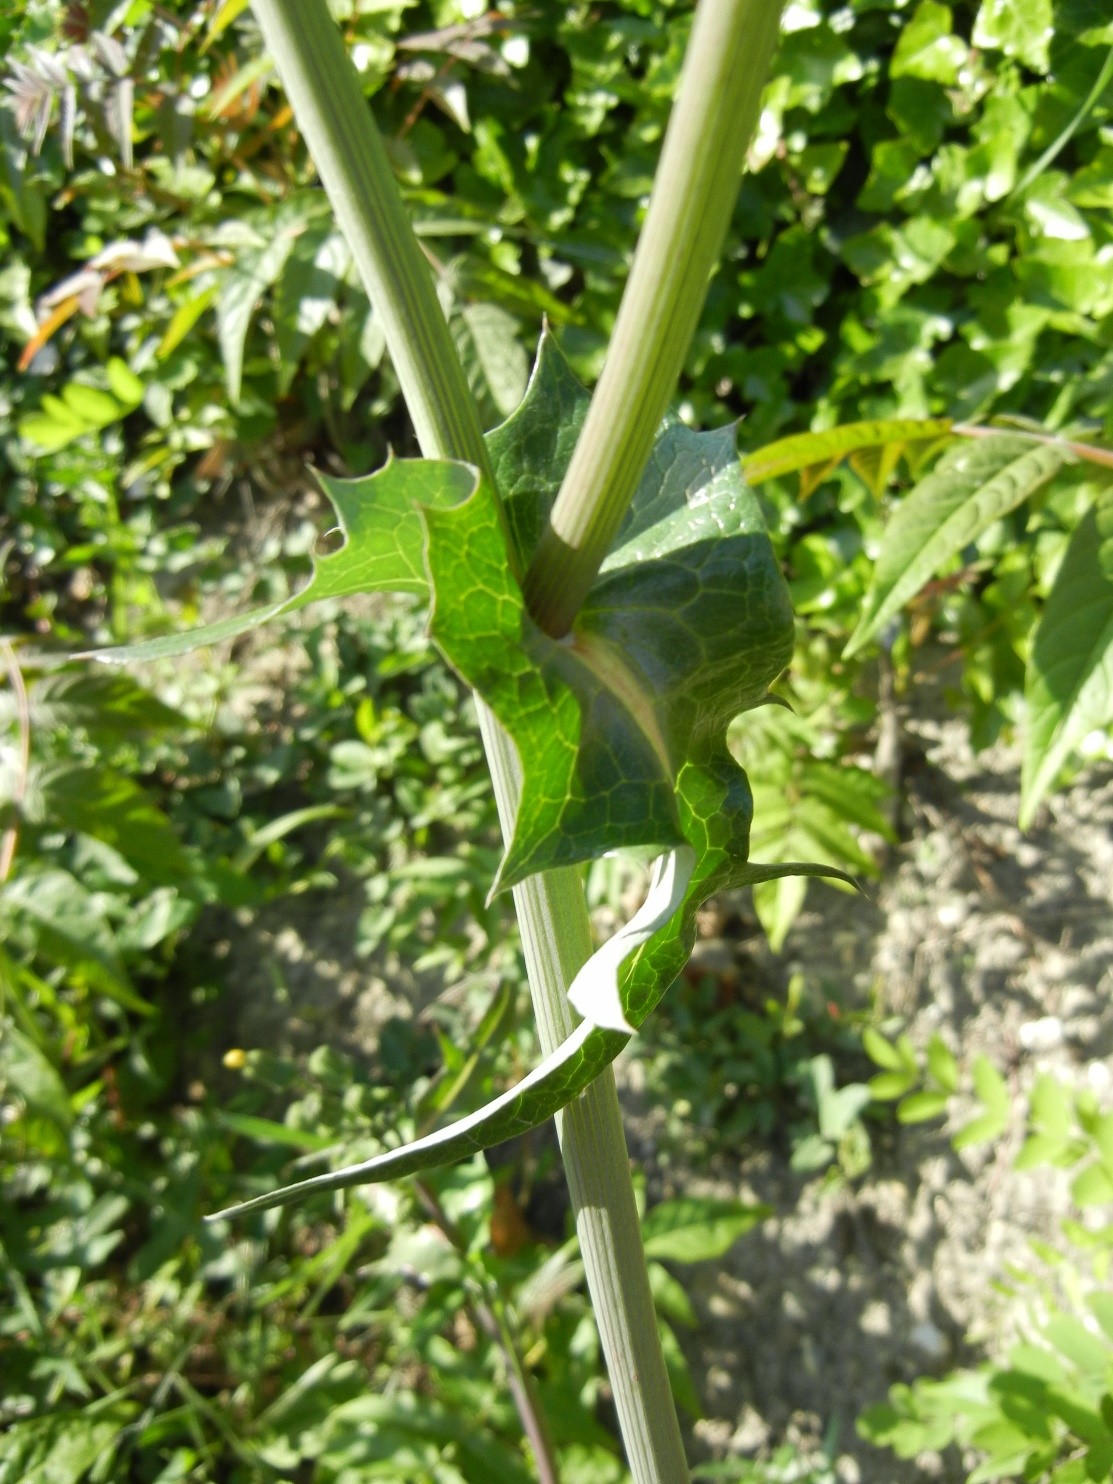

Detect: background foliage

[1,0,1111,1480]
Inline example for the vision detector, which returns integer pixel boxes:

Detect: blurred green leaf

[847,435,1067,657]
[1021,499,1113,827]
[641,1198,770,1263]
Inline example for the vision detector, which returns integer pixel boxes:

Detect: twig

[954,421,1113,472]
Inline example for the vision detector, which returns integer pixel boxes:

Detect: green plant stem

[415,1181,561,1484]
[247,1,688,1477]
[243,0,517,567]
[478,711,690,1483]
[523,0,786,636]
[955,421,1113,472]
[1013,40,1113,197]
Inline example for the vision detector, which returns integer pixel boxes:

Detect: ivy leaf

[845,434,1068,657]
[1021,499,1113,827]
[973,0,1054,74]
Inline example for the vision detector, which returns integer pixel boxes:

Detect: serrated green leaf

[845,435,1067,657]
[428,334,798,892]
[1021,500,1113,828]
[742,417,952,487]
[96,457,477,663]
[897,1090,950,1124]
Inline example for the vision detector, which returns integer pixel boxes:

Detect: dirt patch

[205,642,1113,1481]
[623,714,1113,1481]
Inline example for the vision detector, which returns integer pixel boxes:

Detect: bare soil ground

[210,638,1113,1482]
[631,712,1113,1482]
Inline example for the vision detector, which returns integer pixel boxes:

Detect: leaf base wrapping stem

[478,707,690,1483]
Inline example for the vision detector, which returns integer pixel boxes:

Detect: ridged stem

[477,711,689,1483]
[522,0,786,636]
[248,1,687,1477]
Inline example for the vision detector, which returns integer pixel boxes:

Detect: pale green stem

[244,0,519,569]
[248,1,687,1477]
[1013,40,1113,197]
[523,0,786,635]
[478,713,689,1482]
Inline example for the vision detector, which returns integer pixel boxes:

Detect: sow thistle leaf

[206,336,854,1219]
[97,458,476,663]
[1021,498,1113,828]
[845,434,1068,657]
